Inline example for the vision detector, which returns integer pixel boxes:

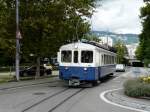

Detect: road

[0,67,149,112]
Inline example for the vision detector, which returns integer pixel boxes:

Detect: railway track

[48,88,84,112]
[21,88,84,112]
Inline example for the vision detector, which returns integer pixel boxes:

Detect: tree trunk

[35,57,40,79]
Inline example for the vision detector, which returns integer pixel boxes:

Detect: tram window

[104,54,106,64]
[74,51,78,63]
[81,51,93,63]
[110,56,111,64]
[106,55,108,64]
[113,56,114,64]
[61,50,72,63]
[102,55,104,65]
[108,55,109,64]
[106,55,107,64]
[110,56,113,64]
[108,55,110,64]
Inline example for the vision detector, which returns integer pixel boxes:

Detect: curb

[100,88,150,112]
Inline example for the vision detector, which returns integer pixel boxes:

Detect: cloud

[92,0,144,34]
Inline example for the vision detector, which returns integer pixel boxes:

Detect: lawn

[0,73,14,83]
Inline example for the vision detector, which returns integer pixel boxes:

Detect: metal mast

[15,0,20,81]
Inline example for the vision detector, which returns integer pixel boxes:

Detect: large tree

[0,0,97,76]
[0,0,16,66]
[136,0,150,66]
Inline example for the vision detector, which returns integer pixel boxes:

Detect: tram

[57,41,117,86]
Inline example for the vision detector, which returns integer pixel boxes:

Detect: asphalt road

[0,67,149,112]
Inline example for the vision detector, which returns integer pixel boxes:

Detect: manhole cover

[33,92,46,95]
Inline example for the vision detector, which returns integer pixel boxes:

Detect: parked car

[148,64,150,68]
[43,64,53,70]
[116,64,125,72]
[20,65,52,77]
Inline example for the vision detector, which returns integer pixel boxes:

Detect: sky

[91,0,144,34]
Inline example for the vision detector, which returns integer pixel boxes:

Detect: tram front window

[81,51,93,63]
[61,51,72,63]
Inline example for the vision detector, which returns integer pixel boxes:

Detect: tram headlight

[84,67,87,71]
[65,67,69,70]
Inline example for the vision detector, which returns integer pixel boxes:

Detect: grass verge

[0,75,14,83]
[0,73,57,84]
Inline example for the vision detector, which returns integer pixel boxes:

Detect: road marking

[99,88,149,112]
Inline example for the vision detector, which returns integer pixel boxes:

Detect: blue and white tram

[57,41,117,86]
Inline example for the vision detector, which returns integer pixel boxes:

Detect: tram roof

[60,42,96,50]
[60,41,116,53]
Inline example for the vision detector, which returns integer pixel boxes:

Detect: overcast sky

[91,0,144,34]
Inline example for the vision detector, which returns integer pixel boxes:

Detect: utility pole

[107,29,109,48]
[16,0,20,81]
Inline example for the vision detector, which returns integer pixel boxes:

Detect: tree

[114,40,127,64]
[0,0,16,66]
[137,0,150,66]
[135,45,143,61]
[20,0,97,77]
[82,34,101,42]
[0,0,97,76]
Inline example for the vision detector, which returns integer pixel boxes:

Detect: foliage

[114,40,128,64]
[0,0,16,66]
[0,0,98,77]
[135,45,143,61]
[82,34,101,42]
[0,38,15,66]
[124,78,150,97]
[0,0,97,66]
[142,76,150,83]
[137,0,150,66]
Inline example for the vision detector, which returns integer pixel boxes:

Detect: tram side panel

[99,65,115,78]
[97,50,116,79]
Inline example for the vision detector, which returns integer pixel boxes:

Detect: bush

[142,76,150,83]
[124,79,150,97]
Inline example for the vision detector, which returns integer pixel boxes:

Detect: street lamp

[16,0,20,81]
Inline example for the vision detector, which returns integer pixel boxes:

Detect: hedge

[124,78,150,97]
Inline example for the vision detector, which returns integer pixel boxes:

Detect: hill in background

[92,31,139,45]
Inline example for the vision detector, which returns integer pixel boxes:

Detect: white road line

[99,88,149,112]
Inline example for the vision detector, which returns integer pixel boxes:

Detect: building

[99,36,113,47]
[126,43,139,59]
[126,43,143,66]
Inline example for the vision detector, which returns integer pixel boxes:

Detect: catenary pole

[15,0,20,81]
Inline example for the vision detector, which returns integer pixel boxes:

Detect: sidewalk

[104,89,150,112]
[0,76,59,90]
[0,70,59,76]
[0,71,59,89]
